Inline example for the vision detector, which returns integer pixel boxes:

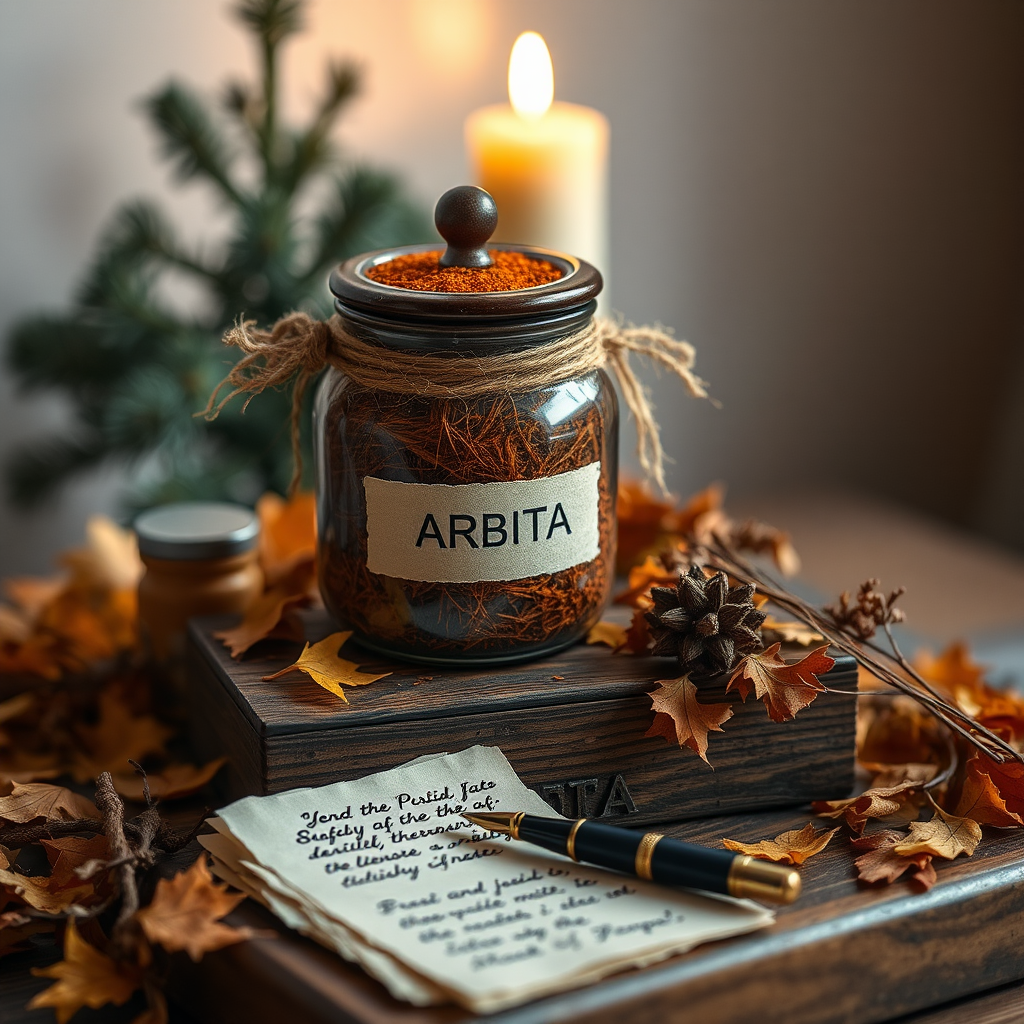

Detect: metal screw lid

[134,501,259,561]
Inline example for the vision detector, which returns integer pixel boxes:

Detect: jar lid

[134,501,259,560]
[329,185,602,328]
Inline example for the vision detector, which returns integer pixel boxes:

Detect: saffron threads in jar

[315,380,617,659]
[366,249,562,292]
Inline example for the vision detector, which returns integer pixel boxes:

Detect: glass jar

[315,204,616,665]
[135,501,263,661]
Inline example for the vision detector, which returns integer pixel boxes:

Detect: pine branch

[235,0,304,181]
[222,78,262,141]
[6,316,114,392]
[280,59,361,192]
[6,435,107,507]
[234,0,303,48]
[98,365,195,456]
[304,167,427,280]
[220,193,300,308]
[102,200,221,281]
[145,83,242,203]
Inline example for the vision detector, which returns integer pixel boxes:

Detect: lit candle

[465,32,609,276]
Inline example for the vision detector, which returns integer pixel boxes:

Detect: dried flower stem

[95,772,140,956]
[703,540,1023,765]
[0,817,200,849]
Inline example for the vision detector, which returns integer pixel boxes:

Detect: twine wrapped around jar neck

[201,312,709,496]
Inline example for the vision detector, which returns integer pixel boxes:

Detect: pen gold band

[634,832,663,881]
[510,812,525,841]
[566,819,586,861]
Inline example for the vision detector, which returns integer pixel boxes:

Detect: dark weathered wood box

[187,610,856,826]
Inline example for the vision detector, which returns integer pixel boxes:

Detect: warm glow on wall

[409,0,491,78]
[508,31,554,120]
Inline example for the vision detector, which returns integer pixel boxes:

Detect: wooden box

[186,610,856,826]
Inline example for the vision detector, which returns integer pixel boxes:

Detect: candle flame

[508,31,553,120]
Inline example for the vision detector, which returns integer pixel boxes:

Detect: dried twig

[701,539,1024,765]
[95,772,140,956]
[0,815,206,851]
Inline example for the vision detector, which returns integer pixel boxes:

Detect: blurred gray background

[2,0,1023,575]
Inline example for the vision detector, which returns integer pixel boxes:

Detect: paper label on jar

[363,462,602,583]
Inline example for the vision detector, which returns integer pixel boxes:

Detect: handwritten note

[203,746,772,1012]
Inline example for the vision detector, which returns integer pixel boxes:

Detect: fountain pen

[461,811,800,905]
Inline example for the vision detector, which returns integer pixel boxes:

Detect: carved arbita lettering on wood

[533,774,638,818]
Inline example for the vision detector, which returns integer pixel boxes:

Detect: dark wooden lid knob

[435,185,497,268]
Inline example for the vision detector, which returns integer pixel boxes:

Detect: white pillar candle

[465,32,609,279]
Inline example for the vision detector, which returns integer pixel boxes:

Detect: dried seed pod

[646,566,765,676]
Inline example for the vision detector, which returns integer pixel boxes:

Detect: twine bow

[202,312,709,496]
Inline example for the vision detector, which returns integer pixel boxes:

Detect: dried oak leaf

[894,803,981,860]
[61,516,143,592]
[41,835,112,888]
[585,621,628,651]
[73,688,172,781]
[257,491,317,586]
[913,643,986,697]
[669,483,727,538]
[960,754,1024,826]
[644,675,733,765]
[723,822,838,865]
[29,918,142,1023]
[1,908,50,958]
[111,758,227,802]
[0,627,64,680]
[137,856,258,962]
[760,616,824,646]
[727,643,834,723]
[622,607,653,655]
[917,644,1024,743]
[614,555,679,608]
[863,762,937,790]
[263,631,390,703]
[717,518,801,577]
[825,579,904,641]
[3,576,66,620]
[812,780,921,834]
[851,830,936,890]
[0,867,94,914]
[954,755,1024,827]
[856,695,942,767]
[615,481,682,573]
[215,585,311,659]
[0,782,99,823]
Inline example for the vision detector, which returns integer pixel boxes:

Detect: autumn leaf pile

[0,493,327,1021]
[800,644,1024,890]
[600,480,1024,895]
[0,483,394,1020]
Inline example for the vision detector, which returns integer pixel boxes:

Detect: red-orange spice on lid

[366,249,562,293]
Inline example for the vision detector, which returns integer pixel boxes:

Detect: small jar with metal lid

[314,186,617,665]
[136,501,263,661]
